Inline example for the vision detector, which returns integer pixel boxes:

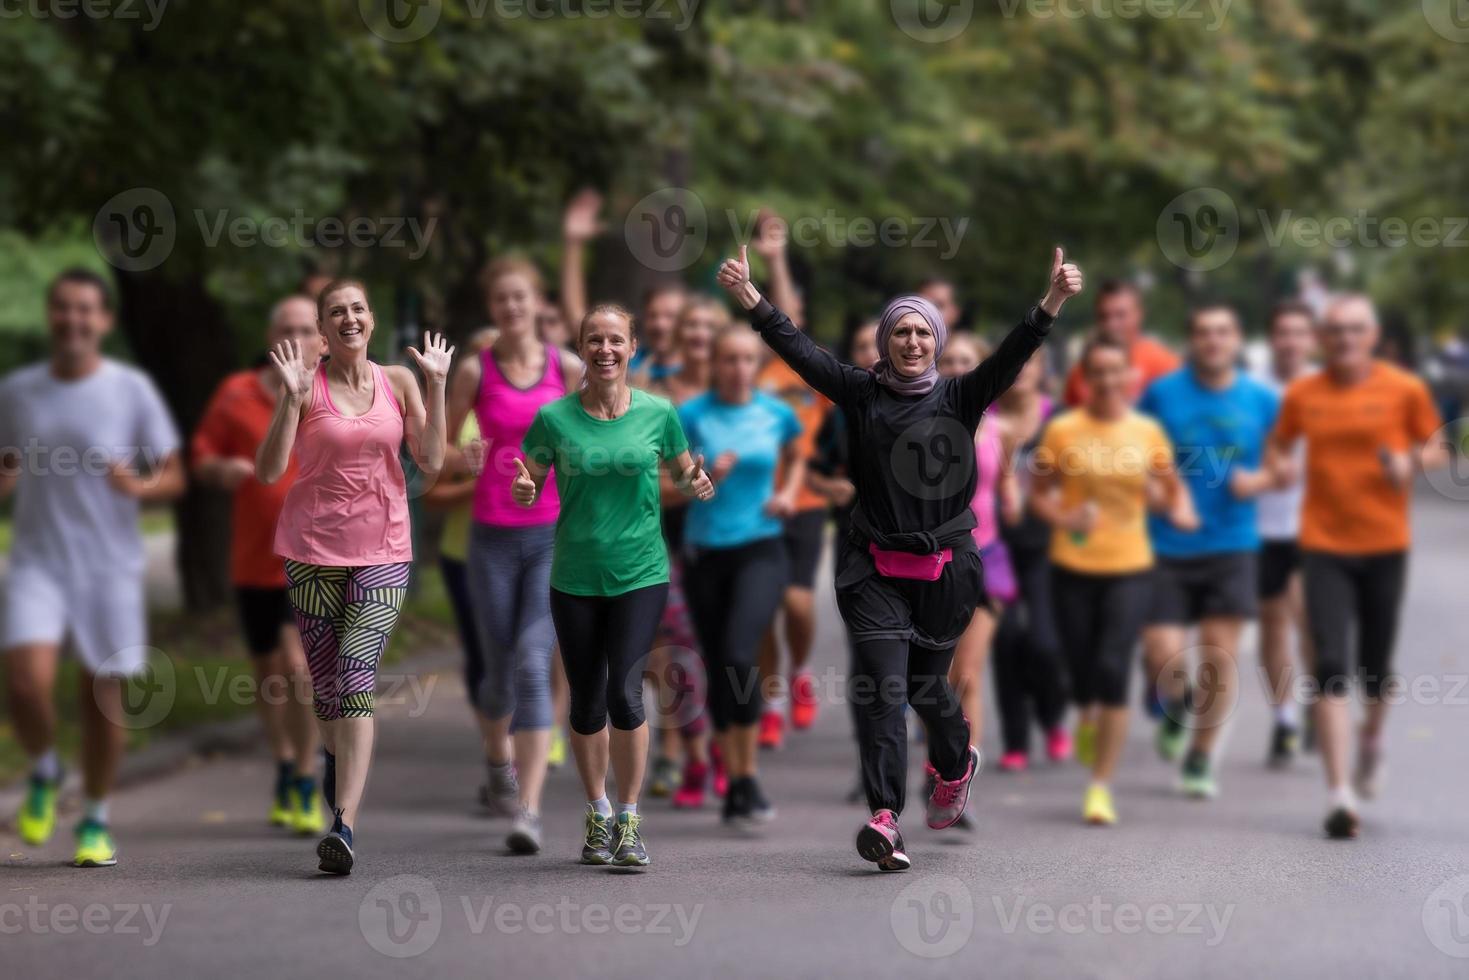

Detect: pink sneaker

[672,761,707,809]
[998,751,1029,772]
[710,743,729,798]
[856,809,910,872]
[926,746,981,830]
[1046,727,1073,763]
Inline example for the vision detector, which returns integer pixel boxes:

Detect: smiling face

[319,285,374,356]
[580,309,636,385]
[47,278,114,364]
[887,312,938,378]
[1188,307,1242,375]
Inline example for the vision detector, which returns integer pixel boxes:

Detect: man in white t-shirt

[0,269,185,868]
[1252,300,1317,767]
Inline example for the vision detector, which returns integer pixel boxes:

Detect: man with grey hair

[192,294,325,835]
[1265,293,1446,839]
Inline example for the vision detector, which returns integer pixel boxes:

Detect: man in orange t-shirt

[1063,280,1179,406]
[1266,293,1446,841]
[192,294,325,833]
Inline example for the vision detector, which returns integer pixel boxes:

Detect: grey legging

[466,521,557,730]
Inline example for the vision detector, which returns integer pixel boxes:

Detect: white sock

[588,797,613,818]
[33,749,61,782]
[1330,785,1357,811]
[617,801,638,817]
[1275,702,1298,727]
[84,798,110,825]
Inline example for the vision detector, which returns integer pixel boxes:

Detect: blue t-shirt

[679,391,802,549]
[1138,368,1280,557]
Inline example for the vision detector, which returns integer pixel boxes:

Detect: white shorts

[1,563,149,677]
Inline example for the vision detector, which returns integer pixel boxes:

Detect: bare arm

[767,439,806,518]
[110,452,187,504]
[560,189,602,330]
[402,332,456,478]
[256,339,314,485]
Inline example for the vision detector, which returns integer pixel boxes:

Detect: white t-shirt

[1254,367,1309,542]
[0,359,181,578]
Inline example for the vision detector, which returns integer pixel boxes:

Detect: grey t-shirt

[0,359,181,577]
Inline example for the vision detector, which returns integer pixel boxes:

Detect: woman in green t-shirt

[516,303,714,869]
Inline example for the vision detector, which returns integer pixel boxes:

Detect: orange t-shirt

[758,357,830,513]
[1271,361,1441,555]
[1064,335,1180,407]
[191,370,297,588]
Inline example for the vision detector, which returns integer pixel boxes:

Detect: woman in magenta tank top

[446,258,582,856]
[258,278,453,875]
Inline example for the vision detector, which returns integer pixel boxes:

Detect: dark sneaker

[580,810,614,865]
[856,809,909,872]
[926,746,981,830]
[743,777,776,825]
[1267,722,1299,769]
[611,813,650,868]
[317,814,354,876]
[1178,749,1218,799]
[1325,805,1359,840]
[506,808,543,855]
[722,776,749,825]
[482,764,519,817]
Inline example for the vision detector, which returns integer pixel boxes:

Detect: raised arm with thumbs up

[1040,246,1085,317]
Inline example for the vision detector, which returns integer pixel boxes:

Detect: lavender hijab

[873,294,949,395]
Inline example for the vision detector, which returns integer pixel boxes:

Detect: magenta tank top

[969,413,1002,549]
[471,344,565,526]
[274,362,413,566]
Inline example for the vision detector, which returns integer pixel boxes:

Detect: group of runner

[0,203,1447,876]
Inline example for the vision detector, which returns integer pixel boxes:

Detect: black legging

[685,537,788,732]
[1051,567,1152,708]
[1302,550,1407,699]
[550,583,669,735]
[991,545,1069,753]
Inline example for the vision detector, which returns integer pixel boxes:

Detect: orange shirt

[1064,335,1180,406]
[758,357,830,513]
[1271,361,1441,555]
[191,370,297,588]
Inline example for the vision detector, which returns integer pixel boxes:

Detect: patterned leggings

[285,560,411,720]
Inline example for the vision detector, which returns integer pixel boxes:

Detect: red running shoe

[758,710,785,750]
[998,751,1028,772]
[672,760,707,809]
[790,673,819,730]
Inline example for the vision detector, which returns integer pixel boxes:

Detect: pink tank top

[274,362,413,566]
[970,413,1002,549]
[471,344,564,526]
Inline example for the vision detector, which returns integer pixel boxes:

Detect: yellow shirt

[1036,409,1173,575]
[439,414,480,563]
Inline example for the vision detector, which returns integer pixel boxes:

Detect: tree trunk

[114,270,237,611]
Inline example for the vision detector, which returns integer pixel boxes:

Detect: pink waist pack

[868,543,952,582]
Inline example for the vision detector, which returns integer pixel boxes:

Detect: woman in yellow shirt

[1030,337,1196,826]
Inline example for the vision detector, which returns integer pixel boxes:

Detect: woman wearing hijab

[718,244,1083,872]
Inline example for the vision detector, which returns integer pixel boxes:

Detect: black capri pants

[1302,550,1407,699]
[1051,566,1152,708]
[685,536,789,732]
[550,583,669,735]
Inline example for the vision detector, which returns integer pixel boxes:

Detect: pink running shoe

[790,673,819,730]
[998,751,1028,772]
[926,746,981,830]
[856,809,910,872]
[672,761,707,809]
[1046,727,1073,763]
[710,743,729,798]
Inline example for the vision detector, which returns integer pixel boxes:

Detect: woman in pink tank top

[445,257,581,854]
[257,278,453,875]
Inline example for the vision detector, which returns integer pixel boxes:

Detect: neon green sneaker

[1083,784,1117,826]
[73,820,117,868]
[18,775,60,846]
[1074,721,1098,769]
[1178,750,1218,799]
[547,728,568,770]
[1156,715,1189,763]
[293,781,325,836]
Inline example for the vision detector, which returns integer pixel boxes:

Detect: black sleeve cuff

[1026,305,1056,334]
[751,298,780,329]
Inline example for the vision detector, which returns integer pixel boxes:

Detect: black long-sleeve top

[751,298,1054,554]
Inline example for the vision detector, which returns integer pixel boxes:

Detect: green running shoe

[73,820,117,868]
[580,810,614,865]
[611,812,649,868]
[18,775,60,846]
[1156,712,1189,763]
[1178,750,1217,799]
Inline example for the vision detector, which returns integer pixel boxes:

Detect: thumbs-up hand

[716,244,763,311]
[1040,246,1084,316]
[511,457,538,507]
[680,453,716,502]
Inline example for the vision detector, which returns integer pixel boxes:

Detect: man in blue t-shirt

[1137,305,1281,799]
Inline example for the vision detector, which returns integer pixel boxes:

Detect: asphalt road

[4,491,1469,979]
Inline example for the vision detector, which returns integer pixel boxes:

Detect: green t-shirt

[523,388,690,596]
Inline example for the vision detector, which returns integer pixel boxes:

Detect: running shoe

[611,812,650,868]
[743,777,776,824]
[73,819,117,868]
[1144,683,1166,720]
[1324,805,1359,840]
[722,776,749,825]
[1267,721,1299,769]
[648,756,679,798]
[926,746,981,830]
[758,710,785,750]
[711,744,729,797]
[482,763,519,816]
[1155,712,1188,763]
[998,751,1029,772]
[17,774,60,846]
[1074,721,1098,769]
[856,809,909,872]
[547,728,568,770]
[1178,749,1217,799]
[1082,784,1117,826]
[580,810,614,865]
[790,672,819,730]
[671,760,707,809]
[1354,740,1384,800]
[317,825,355,875]
[269,773,293,828]
[1046,727,1073,763]
[293,779,325,835]
[506,808,543,855]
